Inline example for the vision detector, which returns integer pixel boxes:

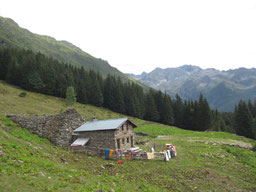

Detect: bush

[65,86,76,106]
[19,92,27,97]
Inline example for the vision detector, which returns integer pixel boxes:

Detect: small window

[127,137,129,143]
[126,123,129,131]
[122,138,125,144]
[121,125,124,131]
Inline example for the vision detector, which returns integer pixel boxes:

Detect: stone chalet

[71,118,137,151]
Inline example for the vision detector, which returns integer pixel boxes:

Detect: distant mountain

[0,16,128,81]
[128,65,256,112]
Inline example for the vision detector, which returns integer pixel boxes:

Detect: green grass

[0,81,123,120]
[1,81,256,191]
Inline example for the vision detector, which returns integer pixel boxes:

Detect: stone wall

[79,130,116,149]
[7,108,85,147]
[7,114,53,137]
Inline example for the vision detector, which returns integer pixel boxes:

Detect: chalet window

[122,138,125,144]
[121,125,124,131]
[126,123,129,131]
[117,139,120,149]
[127,137,129,143]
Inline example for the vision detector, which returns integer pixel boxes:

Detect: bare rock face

[7,108,85,147]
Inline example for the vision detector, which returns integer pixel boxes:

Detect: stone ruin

[7,108,85,147]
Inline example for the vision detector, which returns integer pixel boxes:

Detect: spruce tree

[172,94,184,127]
[196,93,212,131]
[91,80,104,107]
[75,67,88,104]
[234,100,254,138]
[251,118,256,139]
[144,89,159,122]
[112,77,125,113]
[159,93,174,125]
[182,100,193,130]
[103,75,115,109]
[248,100,254,117]
[27,72,45,92]
[0,49,9,80]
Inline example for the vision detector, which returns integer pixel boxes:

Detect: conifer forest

[1,48,256,139]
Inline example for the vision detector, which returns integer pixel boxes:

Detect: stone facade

[7,108,85,147]
[79,130,115,149]
[77,120,135,151]
[114,121,135,150]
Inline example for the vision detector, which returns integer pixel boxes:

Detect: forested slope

[0,16,128,80]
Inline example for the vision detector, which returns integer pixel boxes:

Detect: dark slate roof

[74,118,137,132]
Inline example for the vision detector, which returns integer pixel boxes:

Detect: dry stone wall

[7,108,85,147]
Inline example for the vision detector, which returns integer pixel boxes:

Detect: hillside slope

[0,16,128,80]
[0,81,256,191]
[129,65,256,111]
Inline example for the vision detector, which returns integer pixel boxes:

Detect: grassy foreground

[0,81,256,192]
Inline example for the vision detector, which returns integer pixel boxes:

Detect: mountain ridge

[128,65,256,112]
[0,16,129,81]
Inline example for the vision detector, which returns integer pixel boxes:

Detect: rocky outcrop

[7,108,85,146]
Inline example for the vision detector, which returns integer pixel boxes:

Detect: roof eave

[74,128,117,132]
[127,119,138,128]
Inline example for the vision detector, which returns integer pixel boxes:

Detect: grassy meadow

[0,81,256,192]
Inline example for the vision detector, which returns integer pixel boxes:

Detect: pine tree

[86,71,104,107]
[0,48,9,80]
[112,77,125,113]
[27,72,45,92]
[251,100,256,118]
[196,93,212,131]
[144,89,159,122]
[159,93,174,125]
[182,100,194,130]
[75,67,88,104]
[172,94,184,127]
[91,80,104,107]
[248,100,254,117]
[251,118,256,139]
[234,100,254,138]
[103,75,115,109]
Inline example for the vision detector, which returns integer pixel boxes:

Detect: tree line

[232,100,256,139]
[0,48,255,139]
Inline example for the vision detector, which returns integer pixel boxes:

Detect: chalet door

[117,139,121,149]
[131,136,133,147]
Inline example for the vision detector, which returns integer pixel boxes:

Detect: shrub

[65,86,76,106]
[19,92,27,97]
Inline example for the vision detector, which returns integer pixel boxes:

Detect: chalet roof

[74,118,137,132]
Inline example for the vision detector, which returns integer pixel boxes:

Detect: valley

[0,81,256,192]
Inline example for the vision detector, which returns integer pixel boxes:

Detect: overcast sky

[1,0,256,74]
